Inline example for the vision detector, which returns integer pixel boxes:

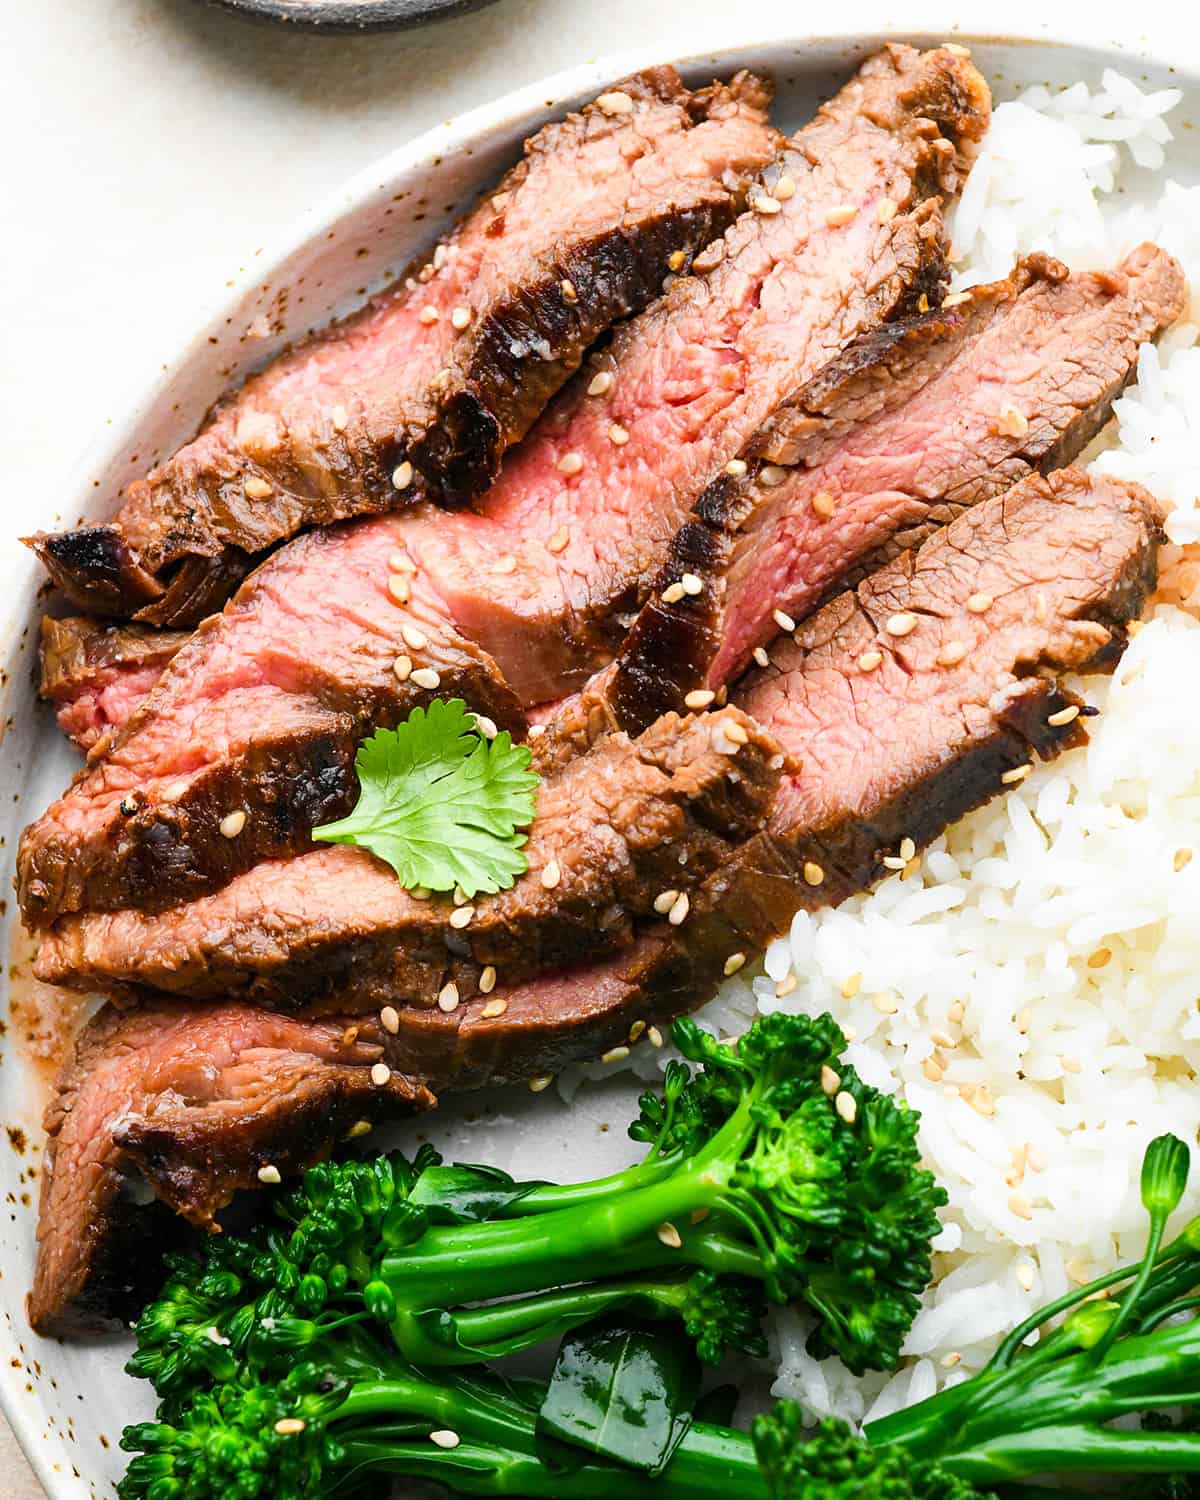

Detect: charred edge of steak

[39,616,191,699]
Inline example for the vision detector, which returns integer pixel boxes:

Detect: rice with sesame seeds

[560,65,1200,1430]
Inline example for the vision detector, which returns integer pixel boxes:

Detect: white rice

[566,64,1200,1425]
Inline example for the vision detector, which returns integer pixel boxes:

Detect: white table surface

[1,0,1188,1492]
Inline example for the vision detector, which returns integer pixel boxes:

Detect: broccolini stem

[509,1152,685,1215]
[940,1423,1200,1482]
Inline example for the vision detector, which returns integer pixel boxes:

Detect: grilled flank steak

[28,68,781,625]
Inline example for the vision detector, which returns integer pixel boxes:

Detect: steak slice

[17,44,990,929]
[28,69,780,625]
[30,468,1162,1336]
[411,43,988,705]
[28,1002,434,1336]
[39,616,190,753]
[18,519,526,925]
[35,707,785,1009]
[606,244,1185,732]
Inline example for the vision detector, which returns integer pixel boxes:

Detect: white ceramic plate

[3,23,1197,1500]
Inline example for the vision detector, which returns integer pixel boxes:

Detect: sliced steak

[39,616,190,754]
[18,519,526,925]
[28,70,780,625]
[35,707,784,1009]
[606,243,1185,732]
[29,467,1164,1336]
[413,43,988,705]
[28,1002,433,1336]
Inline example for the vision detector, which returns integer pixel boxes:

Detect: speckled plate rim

[197,0,501,35]
[3,12,1198,1497]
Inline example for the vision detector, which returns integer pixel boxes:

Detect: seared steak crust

[28,70,780,625]
[36,708,785,1009]
[608,244,1185,732]
[28,1003,433,1337]
[17,45,990,931]
[18,519,525,925]
[40,616,191,754]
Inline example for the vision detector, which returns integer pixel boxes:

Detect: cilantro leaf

[312,699,539,898]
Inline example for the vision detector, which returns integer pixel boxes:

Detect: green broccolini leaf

[312,699,539,898]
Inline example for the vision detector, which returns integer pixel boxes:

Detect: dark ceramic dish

[199,0,501,33]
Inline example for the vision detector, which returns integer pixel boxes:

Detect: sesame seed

[401,623,428,650]
[1060,1054,1082,1074]
[668,892,690,925]
[923,1056,944,1083]
[775,974,798,998]
[930,1028,956,1049]
[825,204,857,227]
[882,855,908,871]
[419,305,439,324]
[541,859,562,890]
[876,196,898,223]
[588,370,613,397]
[997,404,1029,438]
[219,810,246,839]
[858,651,883,673]
[677,572,701,596]
[163,779,189,801]
[725,458,748,477]
[685,689,716,710]
[886,612,917,637]
[773,608,796,633]
[243,476,273,499]
[437,982,460,1013]
[661,581,686,605]
[647,1025,664,1047]
[971,1085,995,1117]
[473,715,498,741]
[449,906,474,929]
[608,422,630,446]
[596,90,634,115]
[948,1001,965,1023]
[629,1020,646,1042]
[941,1351,962,1368]
[941,290,972,308]
[803,861,825,887]
[560,279,578,304]
[1035,591,1049,622]
[343,1025,360,1045]
[1001,764,1033,785]
[656,1221,683,1249]
[389,551,416,574]
[556,452,583,476]
[835,1091,857,1124]
[874,993,898,1014]
[491,191,510,211]
[653,888,679,914]
[724,951,746,976]
[450,306,472,331]
[492,553,517,574]
[601,1046,630,1064]
[667,250,687,272]
[1008,1192,1033,1221]
[820,1065,841,1096]
[751,192,782,215]
[753,646,770,668]
[370,1063,391,1087]
[275,1418,306,1436]
[1048,705,1080,727]
[379,1006,400,1035]
[430,1431,461,1450]
[546,526,570,554]
[938,642,969,667]
[331,405,349,431]
[841,972,862,999]
[1175,848,1194,872]
[811,490,836,519]
[481,997,508,1019]
[479,965,498,995]
[899,836,916,861]
[527,723,547,739]
[387,574,411,605]
[411,668,441,690]
[393,461,414,491]
[721,719,749,745]
[773,173,796,201]
[529,1073,553,1093]
[966,591,993,614]
[393,654,413,682]
[257,1164,282,1185]
[945,41,972,56]
[759,464,788,488]
[433,244,449,270]
[346,1120,373,1139]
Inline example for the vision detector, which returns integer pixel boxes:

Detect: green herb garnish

[313,698,539,898]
